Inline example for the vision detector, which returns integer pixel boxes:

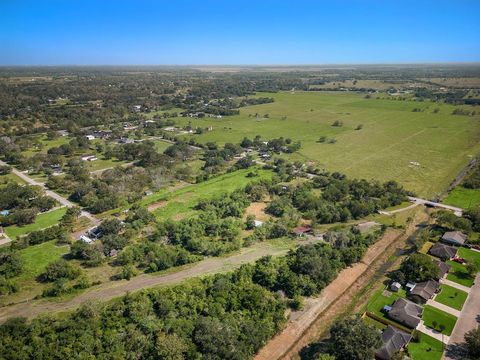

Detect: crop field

[174,92,480,197]
[4,207,67,240]
[141,167,272,220]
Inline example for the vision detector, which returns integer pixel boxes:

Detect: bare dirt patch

[244,202,270,221]
[147,200,167,212]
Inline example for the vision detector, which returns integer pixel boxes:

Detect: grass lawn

[443,187,480,209]
[366,285,407,319]
[434,284,468,311]
[86,157,129,172]
[0,172,27,185]
[408,332,444,360]
[152,139,172,153]
[141,167,272,220]
[446,260,475,287]
[4,207,67,240]
[422,305,457,335]
[458,247,480,268]
[170,91,480,198]
[22,135,70,157]
[362,315,387,330]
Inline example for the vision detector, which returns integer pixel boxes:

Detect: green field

[140,167,272,220]
[446,260,475,287]
[4,207,67,239]
[408,332,444,360]
[172,92,480,197]
[443,187,480,209]
[422,305,457,335]
[434,284,468,310]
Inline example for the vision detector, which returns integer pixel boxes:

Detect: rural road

[408,196,463,216]
[0,238,319,323]
[0,160,99,225]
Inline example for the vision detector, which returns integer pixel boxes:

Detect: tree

[327,316,382,360]
[398,253,439,282]
[467,263,479,277]
[40,259,81,282]
[465,326,480,359]
[0,251,23,278]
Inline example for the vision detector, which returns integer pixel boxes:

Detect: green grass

[0,172,27,185]
[16,240,69,281]
[362,315,387,330]
[152,139,172,153]
[171,92,480,197]
[366,285,407,319]
[458,247,480,268]
[408,332,444,360]
[434,284,468,310]
[422,305,457,335]
[141,167,272,220]
[22,135,70,157]
[443,187,480,209]
[4,207,67,240]
[85,157,129,172]
[446,260,475,287]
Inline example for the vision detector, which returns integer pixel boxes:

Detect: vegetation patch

[4,207,67,240]
[444,187,480,209]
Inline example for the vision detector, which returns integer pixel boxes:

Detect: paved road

[444,273,480,360]
[0,160,99,225]
[408,196,463,216]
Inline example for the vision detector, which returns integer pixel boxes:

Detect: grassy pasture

[5,207,67,240]
[173,92,480,197]
[443,187,480,209]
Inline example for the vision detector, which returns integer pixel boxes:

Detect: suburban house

[434,259,451,279]
[117,137,134,144]
[441,231,467,246]
[387,298,423,328]
[428,242,458,260]
[408,280,439,303]
[293,225,312,237]
[375,325,412,360]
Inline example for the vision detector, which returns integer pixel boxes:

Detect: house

[57,130,69,137]
[79,235,94,244]
[88,226,103,239]
[441,231,467,246]
[85,135,95,141]
[81,155,97,161]
[434,259,451,279]
[390,282,402,292]
[293,225,312,237]
[132,105,142,112]
[254,220,264,228]
[375,326,412,360]
[388,298,423,328]
[408,280,439,303]
[429,242,458,260]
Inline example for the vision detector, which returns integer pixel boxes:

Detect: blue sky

[1,0,479,65]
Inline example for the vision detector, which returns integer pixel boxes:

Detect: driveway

[442,278,471,293]
[417,320,450,344]
[427,299,461,317]
[444,273,480,360]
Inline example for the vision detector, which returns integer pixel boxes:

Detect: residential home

[408,280,439,303]
[387,298,423,328]
[428,242,458,260]
[85,135,95,141]
[79,235,94,244]
[293,225,312,237]
[254,220,264,228]
[434,259,451,279]
[441,231,467,246]
[375,325,412,360]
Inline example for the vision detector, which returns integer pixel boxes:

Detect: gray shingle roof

[441,231,467,245]
[388,298,423,329]
[410,280,439,301]
[429,242,457,260]
[376,325,412,360]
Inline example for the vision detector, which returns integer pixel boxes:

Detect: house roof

[376,325,412,360]
[409,280,439,301]
[388,298,423,328]
[428,242,458,260]
[293,226,312,234]
[434,259,451,279]
[441,231,467,245]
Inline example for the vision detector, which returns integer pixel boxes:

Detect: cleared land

[4,207,67,239]
[174,92,480,197]
[443,187,480,209]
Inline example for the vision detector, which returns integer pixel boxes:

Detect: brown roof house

[375,325,412,360]
[292,225,312,237]
[441,231,467,246]
[388,298,423,329]
[428,242,458,261]
[434,259,451,279]
[409,280,440,303]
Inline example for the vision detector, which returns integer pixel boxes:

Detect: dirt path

[0,239,309,324]
[254,210,427,360]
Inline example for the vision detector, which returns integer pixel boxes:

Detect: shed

[390,282,401,292]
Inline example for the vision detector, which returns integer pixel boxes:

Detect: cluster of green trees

[463,161,480,189]
[240,135,301,154]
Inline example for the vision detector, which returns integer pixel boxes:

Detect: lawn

[22,135,70,157]
[434,284,468,311]
[362,315,387,330]
[422,305,457,336]
[458,247,480,268]
[140,167,272,220]
[4,207,67,240]
[0,172,27,185]
[446,260,475,287]
[408,332,444,360]
[171,92,480,198]
[443,187,480,210]
[366,285,407,319]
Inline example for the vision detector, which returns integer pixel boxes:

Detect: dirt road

[254,210,426,360]
[0,239,314,324]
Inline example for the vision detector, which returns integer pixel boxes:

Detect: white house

[85,135,95,141]
[79,235,94,244]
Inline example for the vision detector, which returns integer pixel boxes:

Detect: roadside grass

[434,284,468,311]
[443,187,480,209]
[407,332,444,360]
[171,91,480,198]
[152,139,171,153]
[4,207,67,240]
[422,305,457,335]
[0,172,27,185]
[366,285,407,319]
[141,167,272,220]
[446,260,474,287]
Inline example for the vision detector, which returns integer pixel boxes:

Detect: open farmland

[175,91,480,197]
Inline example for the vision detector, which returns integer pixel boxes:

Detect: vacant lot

[4,207,67,239]
[174,92,480,197]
